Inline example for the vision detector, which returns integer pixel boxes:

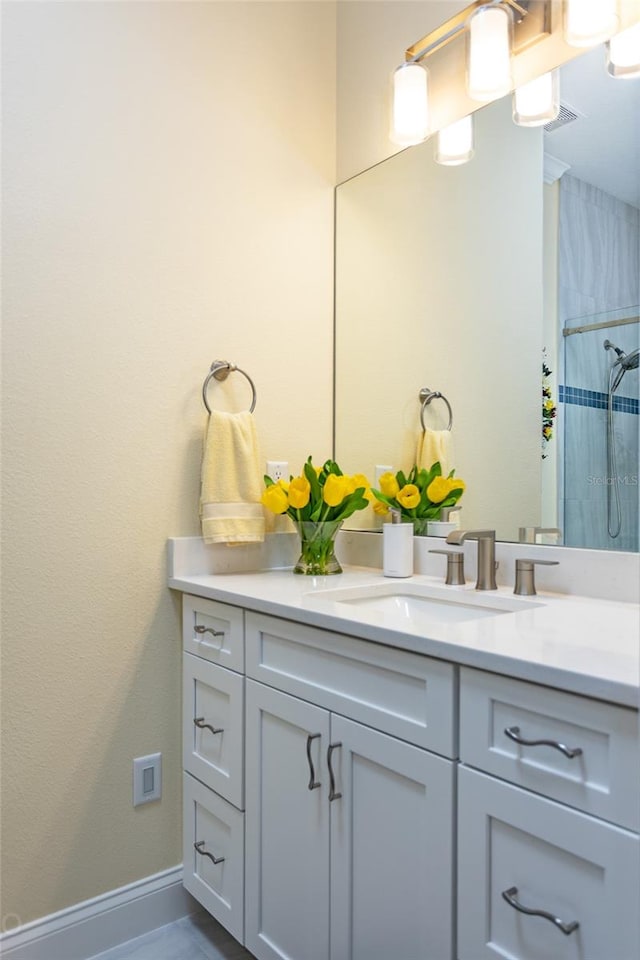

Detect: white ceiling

[544,46,640,208]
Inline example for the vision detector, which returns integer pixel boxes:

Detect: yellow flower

[372,500,389,516]
[323,473,350,507]
[262,484,289,514]
[350,473,370,494]
[278,478,290,493]
[426,476,451,503]
[447,477,465,493]
[397,484,420,509]
[288,475,311,509]
[379,472,399,498]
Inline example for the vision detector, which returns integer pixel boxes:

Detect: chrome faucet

[446,529,497,590]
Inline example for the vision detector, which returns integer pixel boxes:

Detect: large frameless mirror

[334,45,639,551]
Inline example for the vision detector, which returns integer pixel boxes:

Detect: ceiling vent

[544,102,585,134]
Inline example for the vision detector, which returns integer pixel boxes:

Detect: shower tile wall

[559,174,639,552]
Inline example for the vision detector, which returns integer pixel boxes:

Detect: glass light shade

[467,4,513,102]
[513,71,560,127]
[435,115,475,166]
[564,0,619,47]
[390,62,429,146]
[607,22,640,78]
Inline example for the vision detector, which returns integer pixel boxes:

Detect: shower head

[605,340,639,373]
[604,339,625,358]
[609,345,639,393]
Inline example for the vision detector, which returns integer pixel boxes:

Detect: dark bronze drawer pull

[194,624,224,639]
[502,886,579,935]
[327,742,342,801]
[306,733,321,790]
[504,725,583,759]
[194,840,225,865]
[194,717,224,735]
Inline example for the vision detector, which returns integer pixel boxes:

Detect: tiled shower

[558,175,639,552]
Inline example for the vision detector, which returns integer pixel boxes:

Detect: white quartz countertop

[168,565,640,709]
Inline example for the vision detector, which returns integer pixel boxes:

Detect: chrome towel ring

[202,360,257,415]
[419,387,453,431]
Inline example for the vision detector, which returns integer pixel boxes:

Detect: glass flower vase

[412,517,430,537]
[293,520,343,575]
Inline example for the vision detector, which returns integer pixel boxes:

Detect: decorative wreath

[542,351,557,460]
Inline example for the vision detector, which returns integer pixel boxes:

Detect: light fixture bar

[405,0,550,65]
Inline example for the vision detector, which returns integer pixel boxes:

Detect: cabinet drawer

[245,612,456,756]
[183,653,244,808]
[183,595,244,673]
[183,772,244,944]
[457,766,640,960]
[459,667,639,830]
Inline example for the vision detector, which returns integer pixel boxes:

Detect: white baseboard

[0,865,199,960]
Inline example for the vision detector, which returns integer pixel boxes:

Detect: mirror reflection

[334,46,639,551]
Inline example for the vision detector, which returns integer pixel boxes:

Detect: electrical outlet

[133,753,162,806]
[266,461,289,482]
[374,464,394,485]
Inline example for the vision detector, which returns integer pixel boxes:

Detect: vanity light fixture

[564,0,619,48]
[467,4,514,102]
[606,21,640,78]
[390,61,430,146]
[435,115,475,165]
[392,1,552,149]
[512,70,559,126]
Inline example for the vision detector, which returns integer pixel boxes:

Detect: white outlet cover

[133,753,162,806]
[266,461,289,481]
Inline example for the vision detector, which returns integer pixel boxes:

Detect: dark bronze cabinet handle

[306,733,321,790]
[327,742,342,801]
[194,624,224,642]
[194,840,225,865]
[194,717,224,735]
[502,886,579,935]
[504,725,583,759]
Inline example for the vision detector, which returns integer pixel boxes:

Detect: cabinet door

[458,765,640,960]
[245,680,331,960]
[330,715,454,960]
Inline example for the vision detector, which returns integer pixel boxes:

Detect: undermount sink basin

[306,582,541,625]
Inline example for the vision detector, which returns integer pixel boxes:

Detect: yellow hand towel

[200,410,265,545]
[416,428,454,477]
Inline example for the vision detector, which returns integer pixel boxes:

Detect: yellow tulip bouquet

[262,457,370,574]
[372,462,465,534]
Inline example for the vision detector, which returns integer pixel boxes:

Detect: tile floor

[87,912,255,960]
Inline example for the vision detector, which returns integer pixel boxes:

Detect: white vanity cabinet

[457,667,640,960]
[244,613,455,960]
[176,587,640,960]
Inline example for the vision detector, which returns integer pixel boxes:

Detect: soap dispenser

[383,508,413,578]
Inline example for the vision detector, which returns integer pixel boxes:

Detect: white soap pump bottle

[383,508,413,578]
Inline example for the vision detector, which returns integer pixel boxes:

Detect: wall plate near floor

[133,753,162,806]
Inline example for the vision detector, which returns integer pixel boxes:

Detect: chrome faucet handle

[429,549,466,585]
[518,526,561,544]
[514,558,559,596]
